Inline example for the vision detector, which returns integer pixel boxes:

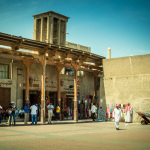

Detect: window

[0,64,9,79]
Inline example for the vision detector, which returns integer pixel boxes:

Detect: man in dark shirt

[9,101,16,126]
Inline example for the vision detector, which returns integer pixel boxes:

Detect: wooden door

[0,88,10,109]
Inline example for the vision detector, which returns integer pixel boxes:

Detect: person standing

[56,105,60,121]
[15,109,18,120]
[30,103,37,125]
[9,101,16,126]
[125,103,132,124]
[38,102,41,121]
[47,102,54,124]
[67,107,71,117]
[91,103,97,121]
[36,103,39,121]
[0,105,2,124]
[113,104,122,130]
[6,103,11,125]
[24,103,29,125]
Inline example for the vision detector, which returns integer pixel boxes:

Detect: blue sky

[0,0,150,58]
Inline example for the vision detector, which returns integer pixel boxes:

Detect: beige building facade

[103,54,150,122]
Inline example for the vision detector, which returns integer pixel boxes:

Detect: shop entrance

[29,90,41,105]
[23,90,41,107]
[66,95,74,111]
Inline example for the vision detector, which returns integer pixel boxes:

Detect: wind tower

[33,11,69,46]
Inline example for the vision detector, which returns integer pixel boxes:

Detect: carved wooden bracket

[22,59,33,68]
[55,64,63,72]
[71,63,80,71]
[39,55,46,65]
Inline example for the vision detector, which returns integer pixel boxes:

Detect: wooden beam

[50,46,60,56]
[11,39,25,51]
[39,45,51,55]
[41,44,51,51]
[65,49,72,57]
[0,47,37,58]
[76,52,84,60]
[83,53,91,61]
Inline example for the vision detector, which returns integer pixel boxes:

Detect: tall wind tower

[33,11,69,46]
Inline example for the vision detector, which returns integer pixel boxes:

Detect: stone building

[0,11,104,122]
[103,54,150,122]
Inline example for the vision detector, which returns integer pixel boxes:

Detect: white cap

[11,101,15,103]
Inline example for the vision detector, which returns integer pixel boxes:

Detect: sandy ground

[0,120,150,150]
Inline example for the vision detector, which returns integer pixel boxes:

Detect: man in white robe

[125,103,132,123]
[113,104,122,130]
[91,103,97,121]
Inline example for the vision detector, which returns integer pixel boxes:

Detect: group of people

[0,102,132,129]
[113,103,132,130]
[24,102,41,125]
[90,102,132,130]
[0,102,41,126]
[0,102,17,126]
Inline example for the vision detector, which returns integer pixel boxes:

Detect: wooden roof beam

[50,46,60,56]
[76,52,84,60]
[38,44,51,55]
[11,39,25,51]
[65,49,72,58]
[83,53,91,61]
[41,44,51,51]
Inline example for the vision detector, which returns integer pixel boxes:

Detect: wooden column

[39,55,46,123]
[22,60,33,104]
[72,64,80,122]
[55,65,63,120]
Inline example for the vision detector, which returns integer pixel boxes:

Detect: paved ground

[0,120,150,150]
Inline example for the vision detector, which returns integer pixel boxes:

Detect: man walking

[47,102,54,124]
[9,101,16,126]
[30,103,37,125]
[24,103,29,125]
[91,103,97,122]
[113,104,122,130]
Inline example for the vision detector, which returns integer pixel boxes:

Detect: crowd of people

[0,102,41,126]
[0,102,132,129]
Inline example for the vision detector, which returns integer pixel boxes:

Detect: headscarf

[125,104,131,113]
